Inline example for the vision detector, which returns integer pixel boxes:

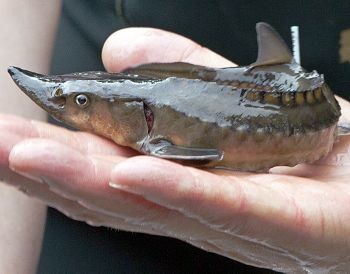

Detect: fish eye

[75,94,89,107]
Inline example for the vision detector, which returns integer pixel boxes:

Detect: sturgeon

[8,23,343,171]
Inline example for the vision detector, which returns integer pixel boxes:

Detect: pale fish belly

[208,124,338,171]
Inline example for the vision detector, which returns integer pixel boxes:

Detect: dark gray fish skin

[8,67,60,114]
[7,62,340,171]
[7,22,342,171]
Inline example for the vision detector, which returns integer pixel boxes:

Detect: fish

[8,22,344,171]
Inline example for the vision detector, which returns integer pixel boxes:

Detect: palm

[2,27,350,272]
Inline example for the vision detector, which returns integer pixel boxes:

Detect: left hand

[1,28,350,273]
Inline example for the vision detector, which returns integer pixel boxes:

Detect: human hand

[1,28,350,273]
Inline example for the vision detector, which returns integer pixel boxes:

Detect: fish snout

[8,66,65,112]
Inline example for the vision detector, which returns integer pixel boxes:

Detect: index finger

[0,114,136,161]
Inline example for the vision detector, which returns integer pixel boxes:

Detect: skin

[0,1,61,273]
[2,28,350,273]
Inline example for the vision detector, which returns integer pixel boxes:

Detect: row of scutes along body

[222,82,328,107]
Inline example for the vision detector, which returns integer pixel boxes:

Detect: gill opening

[143,102,154,133]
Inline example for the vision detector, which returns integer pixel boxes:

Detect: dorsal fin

[250,22,293,68]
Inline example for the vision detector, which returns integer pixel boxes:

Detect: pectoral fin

[144,140,223,161]
[250,22,293,68]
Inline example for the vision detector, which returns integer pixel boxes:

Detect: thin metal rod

[291,26,301,64]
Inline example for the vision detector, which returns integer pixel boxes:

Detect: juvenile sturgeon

[8,23,343,171]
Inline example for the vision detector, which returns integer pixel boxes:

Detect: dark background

[38,1,350,273]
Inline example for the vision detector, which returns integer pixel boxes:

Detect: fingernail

[109,161,138,192]
[109,181,133,191]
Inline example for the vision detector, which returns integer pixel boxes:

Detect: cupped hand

[1,28,350,273]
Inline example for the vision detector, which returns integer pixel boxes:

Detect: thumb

[102,27,235,72]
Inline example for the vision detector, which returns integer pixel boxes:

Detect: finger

[102,27,235,72]
[0,167,164,235]
[109,156,269,231]
[0,131,24,165]
[7,138,179,234]
[0,115,37,165]
[8,138,122,192]
[8,139,203,233]
[109,156,334,243]
[336,96,350,120]
[0,114,136,157]
[0,116,138,231]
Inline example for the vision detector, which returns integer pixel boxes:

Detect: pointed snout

[8,66,47,95]
[8,66,43,78]
[8,66,62,112]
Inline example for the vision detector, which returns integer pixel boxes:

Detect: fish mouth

[8,66,65,113]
